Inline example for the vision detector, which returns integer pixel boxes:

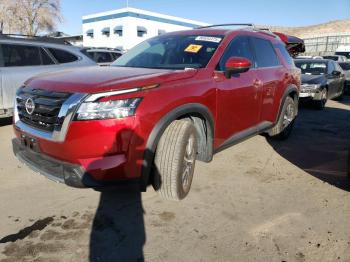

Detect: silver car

[0,35,97,118]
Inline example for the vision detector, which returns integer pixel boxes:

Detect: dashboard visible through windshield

[112,34,224,70]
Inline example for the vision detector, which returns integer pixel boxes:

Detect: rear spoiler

[273,32,305,57]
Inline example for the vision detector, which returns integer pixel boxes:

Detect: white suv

[0,35,97,118]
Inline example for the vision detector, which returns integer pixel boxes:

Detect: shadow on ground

[89,185,145,262]
[0,117,12,127]
[267,99,350,191]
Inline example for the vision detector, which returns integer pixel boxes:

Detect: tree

[0,0,62,36]
[0,0,18,34]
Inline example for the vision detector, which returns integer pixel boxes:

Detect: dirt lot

[0,98,349,262]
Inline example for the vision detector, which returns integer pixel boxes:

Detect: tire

[268,96,296,140]
[153,120,198,201]
[314,88,327,110]
[334,85,344,101]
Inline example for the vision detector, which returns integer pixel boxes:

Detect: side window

[275,44,294,66]
[40,48,55,65]
[335,63,343,72]
[2,44,41,67]
[251,37,280,68]
[218,36,255,71]
[95,52,113,63]
[48,48,78,64]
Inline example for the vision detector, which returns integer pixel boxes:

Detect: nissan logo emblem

[25,97,35,115]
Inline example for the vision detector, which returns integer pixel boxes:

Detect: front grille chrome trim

[15,92,87,142]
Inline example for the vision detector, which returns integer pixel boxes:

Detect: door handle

[253,79,263,88]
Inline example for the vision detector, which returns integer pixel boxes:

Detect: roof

[82,7,209,28]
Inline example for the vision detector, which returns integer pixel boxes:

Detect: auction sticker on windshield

[185,44,203,53]
[195,36,222,43]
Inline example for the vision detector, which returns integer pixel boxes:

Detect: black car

[339,62,350,94]
[294,59,346,109]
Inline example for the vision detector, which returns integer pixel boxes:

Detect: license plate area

[20,134,40,152]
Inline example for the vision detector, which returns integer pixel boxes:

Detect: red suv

[13,25,300,200]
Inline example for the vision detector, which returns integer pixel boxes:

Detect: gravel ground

[0,97,349,262]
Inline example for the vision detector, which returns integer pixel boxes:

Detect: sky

[58,0,350,35]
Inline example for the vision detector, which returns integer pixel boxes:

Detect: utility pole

[126,0,129,7]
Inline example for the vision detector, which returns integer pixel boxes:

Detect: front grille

[16,87,72,132]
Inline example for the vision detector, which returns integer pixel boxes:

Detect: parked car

[322,55,348,62]
[12,24,301,200]
[82,48,123,66]
[294,59,346,109]
[0,34,97,118]
[339,62,350,94]
[336,45,350,59]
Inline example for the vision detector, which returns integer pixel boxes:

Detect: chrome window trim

[14,93,87,142]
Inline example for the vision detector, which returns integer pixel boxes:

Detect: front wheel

[314,88,327,110]
[268,96,296,140]
[153,120,198,201]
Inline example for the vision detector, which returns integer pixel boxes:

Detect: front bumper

[13,138,105,188]
[299,85,323,100]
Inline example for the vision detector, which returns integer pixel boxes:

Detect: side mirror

[332,70,341,77]
[225,57,252,79]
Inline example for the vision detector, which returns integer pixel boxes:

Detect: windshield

[335,51,350,59]
[112,34,223,70]
[339,63,350,71]
[295,61,327,75]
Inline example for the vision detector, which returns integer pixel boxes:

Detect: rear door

[250,37,285,123]
[0,43,57,110]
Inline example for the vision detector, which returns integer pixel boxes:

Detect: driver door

[214,36,261,144]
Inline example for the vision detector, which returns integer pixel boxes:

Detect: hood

[25,66,198,93]
[301,74,326,85]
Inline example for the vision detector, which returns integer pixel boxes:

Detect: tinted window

[275,44,294,65]
[218,36,255,71]
[2,44,41,67]
[251,38,280,68]
[40,48,55,65]
[335,51,350,59]
[111,52,121,60]
[339,62,350,71]
[48,48,78,63]
[294,61,327,75]
[93,52,113,63]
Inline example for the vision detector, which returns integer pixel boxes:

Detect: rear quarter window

[251,37,280,68]
[275,44,294,66]
[48,48,78,63]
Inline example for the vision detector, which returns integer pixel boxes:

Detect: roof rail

[196,24,277,38]
[0,33,72,45]
[196,23,255,29]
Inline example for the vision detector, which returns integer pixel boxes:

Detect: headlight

[76,98,142,120]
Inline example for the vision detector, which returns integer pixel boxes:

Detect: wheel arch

[275,84,299,124]
[140,103,214,190]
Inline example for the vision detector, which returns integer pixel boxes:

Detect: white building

[82,7,208,50]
